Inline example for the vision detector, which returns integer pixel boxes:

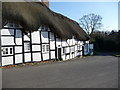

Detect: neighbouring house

[0,1,93,66]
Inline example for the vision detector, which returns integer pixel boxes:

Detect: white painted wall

[32,31,40,44]
[1,24,93,66]
[15,54,23,64]
[33,53,41,61]
[2,56,13,66]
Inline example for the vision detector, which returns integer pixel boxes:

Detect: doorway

[58,48,62,60]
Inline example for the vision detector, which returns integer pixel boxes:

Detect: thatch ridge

[2,2,90,40]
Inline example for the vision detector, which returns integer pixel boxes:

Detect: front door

[58,48,62,60]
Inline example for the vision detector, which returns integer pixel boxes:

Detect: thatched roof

[2,2,90,40]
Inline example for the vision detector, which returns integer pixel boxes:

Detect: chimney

[42,0,49,8]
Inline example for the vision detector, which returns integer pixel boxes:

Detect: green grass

[112,52,120,57]
[115,54,120,57]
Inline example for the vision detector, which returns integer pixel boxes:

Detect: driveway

[2,55,118,88]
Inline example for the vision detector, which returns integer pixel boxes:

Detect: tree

[79,13,102,35]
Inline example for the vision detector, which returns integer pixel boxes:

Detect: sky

[50,2,118,32]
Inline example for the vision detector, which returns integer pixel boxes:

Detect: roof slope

[2,2,90,40]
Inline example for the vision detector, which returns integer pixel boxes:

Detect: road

[2,55,118,88]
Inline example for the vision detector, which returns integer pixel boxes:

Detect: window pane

[3,48,6,54]
[46,45,49,52]
[10,48,12,54]
[24,42,30,51]
[14,24,19,27]
[9,23,14,27]
[6,48,8,54]
[42,45,45,52]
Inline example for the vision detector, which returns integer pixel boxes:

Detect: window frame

[10,48,13,54]
[42,44,49,53]
[24,41,30,51]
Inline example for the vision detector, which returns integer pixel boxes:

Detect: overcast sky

[50,2,118,31]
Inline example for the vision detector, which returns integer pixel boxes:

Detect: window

[42,45,45,52]
[10,48,13,54]
[46,45,49,52]
[24,42,30,51]
[71,46,74,52]
[42,44,49,53]
[85,44,89,52]
[9,23,14,27]
[40,25,48,31]
[2,48,8,55]
[7,23,20,28]
[77,46,80,50]
[14,24,19,27]
[6,48,8,54]
[3,48,6,54]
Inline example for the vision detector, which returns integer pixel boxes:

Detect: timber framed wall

[0,29,1,66]
[0,2,2,66]
[1,25,56,66]
[1,24,85,66]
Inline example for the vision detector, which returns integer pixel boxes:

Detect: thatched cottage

[0,1,93,66]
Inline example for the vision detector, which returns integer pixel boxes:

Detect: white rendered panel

[2,56,13,66]
[15,54,22,64]
[1,36,14,45]
[25,53,31,62]
[32,31,40,44]
[32,45,41,51]
[33,53,41,62]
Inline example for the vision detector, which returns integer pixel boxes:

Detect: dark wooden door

[82,46,84,56]
[58,48,62,60]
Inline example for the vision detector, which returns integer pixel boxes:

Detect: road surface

[2,55,118,88]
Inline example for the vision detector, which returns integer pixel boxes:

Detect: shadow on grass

[94,52,120,57]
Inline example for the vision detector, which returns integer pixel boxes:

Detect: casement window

[7,23,20,28]
[3,48,6,54]
[71,46,74,52]
[42,45,46,52]
[42,44,49,53]
[9,23,14,27]
[46,45,49,52]
[24,42,30,51]
[85,44,89,52]
[14,24,19,27]
[3,48,8,55]
[40,25,48,31]
[2,48,13,55]
[10,48,13,54]
[77,46,80,50]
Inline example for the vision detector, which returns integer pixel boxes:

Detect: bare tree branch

[79,13,102,36]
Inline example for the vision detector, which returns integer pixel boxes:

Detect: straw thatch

[2,2,90,40]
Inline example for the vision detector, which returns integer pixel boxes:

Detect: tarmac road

[2,55,118,88]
